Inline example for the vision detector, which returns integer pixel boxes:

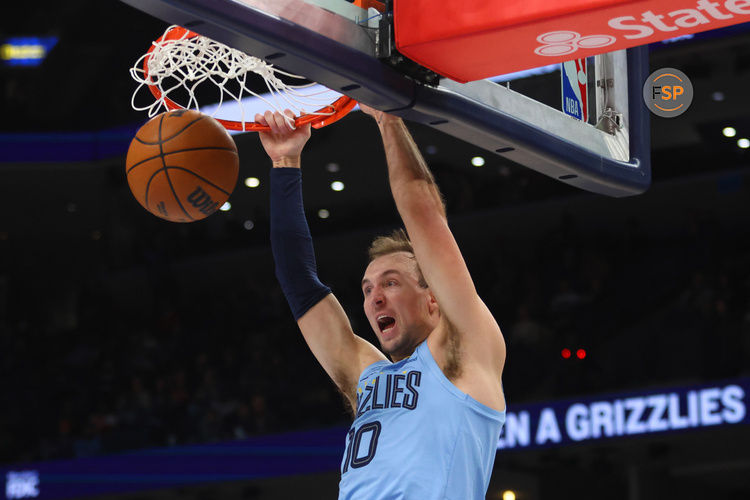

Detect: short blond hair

[367,229,428,288]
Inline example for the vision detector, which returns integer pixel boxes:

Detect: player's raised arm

[258,111,387,409]
[361,106,505,407]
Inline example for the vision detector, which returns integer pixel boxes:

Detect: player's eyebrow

[361,269,402,287]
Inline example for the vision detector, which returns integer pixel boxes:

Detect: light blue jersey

[338,340,505,500]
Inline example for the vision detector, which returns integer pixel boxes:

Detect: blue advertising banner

[2,378,748,499]
[498,378,749,450]
[2,428,345,500]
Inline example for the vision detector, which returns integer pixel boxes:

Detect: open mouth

[377,315,396,333]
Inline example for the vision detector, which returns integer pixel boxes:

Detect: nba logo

[561,59,588,122]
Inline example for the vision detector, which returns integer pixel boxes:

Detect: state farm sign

[610,0,750,39]
[535,0,750,57]
[394,0,750,82]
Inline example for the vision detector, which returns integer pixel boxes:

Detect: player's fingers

[272,111,291,133]
[263,110,281,134]
[274,113,292,132]
[283,109,297,130]
[255,113,268,127]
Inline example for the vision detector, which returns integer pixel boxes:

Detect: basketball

[125,110,239,223]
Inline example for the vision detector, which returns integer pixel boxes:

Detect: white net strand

[130,26,343,130]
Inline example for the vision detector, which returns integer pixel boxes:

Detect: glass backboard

[119,0,651,197]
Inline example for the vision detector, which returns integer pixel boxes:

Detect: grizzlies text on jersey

[338,341,506,500]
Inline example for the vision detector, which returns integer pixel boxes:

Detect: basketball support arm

[120,0,650,197]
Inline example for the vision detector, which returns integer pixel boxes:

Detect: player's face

[362,252,438,361]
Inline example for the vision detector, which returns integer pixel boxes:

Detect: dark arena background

[1,2,750,500]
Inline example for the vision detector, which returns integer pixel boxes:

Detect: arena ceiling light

[471,156,485,167]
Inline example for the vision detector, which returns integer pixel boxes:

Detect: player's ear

[426,291,439,315]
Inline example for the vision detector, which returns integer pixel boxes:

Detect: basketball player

[256,107,506,499]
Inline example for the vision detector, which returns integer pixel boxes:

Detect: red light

[576,349,587,359]
[561,348,571,359]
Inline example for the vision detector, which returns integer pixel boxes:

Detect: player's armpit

[297,294,387,404]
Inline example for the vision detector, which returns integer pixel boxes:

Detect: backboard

[119,0,651,197]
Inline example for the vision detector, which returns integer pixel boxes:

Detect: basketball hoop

[130,26,357,132]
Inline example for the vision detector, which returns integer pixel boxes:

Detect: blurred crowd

[1,176,749,465]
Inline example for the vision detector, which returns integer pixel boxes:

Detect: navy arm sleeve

[270,167,332,320]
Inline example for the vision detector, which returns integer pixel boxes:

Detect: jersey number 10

[342,421,382,473]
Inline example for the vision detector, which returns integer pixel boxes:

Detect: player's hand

[359,103,401,127]
[255,110,312,167]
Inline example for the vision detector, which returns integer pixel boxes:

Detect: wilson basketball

[125,110,239,223]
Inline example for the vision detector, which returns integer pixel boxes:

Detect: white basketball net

[130,25,343,130]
